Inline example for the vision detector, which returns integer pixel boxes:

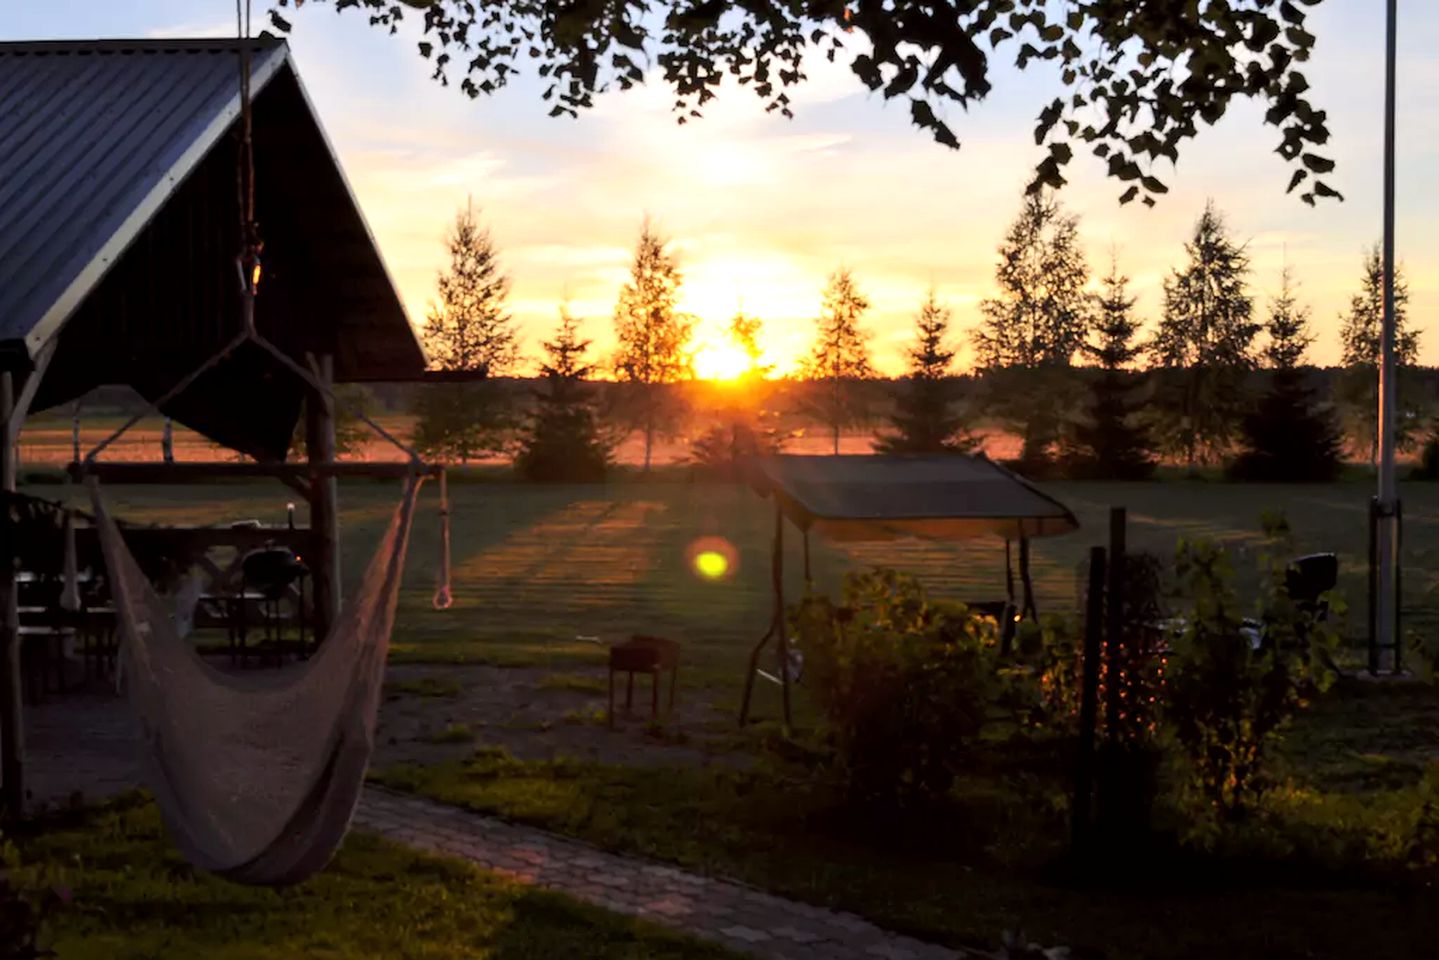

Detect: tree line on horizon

[409,193,1432,484]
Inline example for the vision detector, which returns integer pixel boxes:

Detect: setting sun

[692,343,753,382]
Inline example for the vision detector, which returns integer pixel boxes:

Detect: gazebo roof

[0,38,424,460]
[750,454,1080,541]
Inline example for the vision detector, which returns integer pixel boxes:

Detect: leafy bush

[0,832,61,960]
[1409,762,1439,869]
[999,616,1082,734]
[1163,522,1340,831]
[791,568,997,806]
[1413,434,1439,480]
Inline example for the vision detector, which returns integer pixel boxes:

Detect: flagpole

[1375,0,1399,674]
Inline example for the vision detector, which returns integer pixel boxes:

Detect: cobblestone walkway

[357,788,971,960]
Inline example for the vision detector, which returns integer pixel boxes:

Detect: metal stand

[739,503,792,729]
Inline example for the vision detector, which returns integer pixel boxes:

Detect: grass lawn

[20,473,1439,957]
[374,679,1439,960]
[36,474,1439,686]
[10,797,737,960]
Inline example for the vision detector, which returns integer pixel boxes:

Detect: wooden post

[1019,536,1037,620]
[1072,546,1106,854]
[0,372,23,819]
[1104,508,1127,742]
[305,354,340,640]
[1005,539,1015,603]
[802,528,812,587]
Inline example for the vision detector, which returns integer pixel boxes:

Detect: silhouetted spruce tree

[801,267,875,454]
[874,290,980,454]
[1229,268,1343,482]
[972,191,1090,471]
[413,200,518,463]
[1338,245,1422,467]
[515,307,610,482]
[1150,201,1259,470]
[612,218,694,472]
[690,312,786,479]
[1067,257,1154,479]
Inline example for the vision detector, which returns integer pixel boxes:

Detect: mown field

[30,471,1439,693]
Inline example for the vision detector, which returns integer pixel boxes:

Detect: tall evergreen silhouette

[972,191,1090,470]
[413,200,518,462]
[1067,257,1154,479]
[801,267,875,454]
[874,290,980,454]
[1150,201,1258,470]
[516,307,610,482]
[612,218,694,471]
[1338,246,1422,467]
[1229,268,1343,482]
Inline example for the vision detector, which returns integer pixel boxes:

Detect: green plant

[1408,763,1439,869]
[0,832,60,960]
[1163,520,1340,831]
[998,616,1081,735]
[562,706,608,727]
[792,568,996,806]
[1413,433,1439,481]
[422,724,475,744]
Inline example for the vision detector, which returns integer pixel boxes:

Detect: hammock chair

[72,7,453,886]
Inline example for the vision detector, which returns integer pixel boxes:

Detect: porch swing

[74,10,453,886]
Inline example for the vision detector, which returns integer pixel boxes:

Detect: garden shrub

[791,568,997,807]
[0,831,61,960]
[1412,434,1439,480]
[1162,520,1340,834]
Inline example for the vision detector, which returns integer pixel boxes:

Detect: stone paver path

[357,788,972,960]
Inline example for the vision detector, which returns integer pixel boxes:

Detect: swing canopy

[749,454,1079,542]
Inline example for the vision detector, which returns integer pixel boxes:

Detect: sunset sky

[8,1,1439,376]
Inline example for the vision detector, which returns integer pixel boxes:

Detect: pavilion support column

[305,354,340,641]
[0,372,23,819]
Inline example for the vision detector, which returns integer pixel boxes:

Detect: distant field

[17,414,1025,467]
[28,474,1438,713]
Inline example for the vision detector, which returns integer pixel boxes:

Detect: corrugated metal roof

[0,39,290,359]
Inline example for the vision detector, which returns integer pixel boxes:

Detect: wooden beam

[305,354,340,640]
[67,461,439,484]
[4,336,58,449]
[0,372,23,819]
[74,526,309,553]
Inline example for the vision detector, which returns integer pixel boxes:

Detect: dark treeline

[57,196,1437,483]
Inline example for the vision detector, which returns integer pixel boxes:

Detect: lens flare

[686,536,739,582]
[694,550,729,579]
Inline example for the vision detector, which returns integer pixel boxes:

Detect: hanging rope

[78,4,454,616]
[236,0,262,297]
[432,470,452,610]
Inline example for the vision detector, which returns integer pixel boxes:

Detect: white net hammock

[88,476,423,886]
